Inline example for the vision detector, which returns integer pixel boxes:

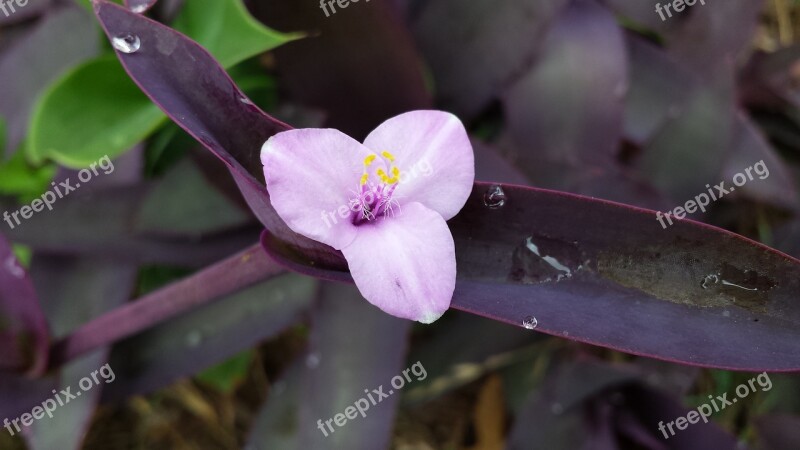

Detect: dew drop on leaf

[483,184,506,209]
[522,316,537,329]
[112,33,141,54]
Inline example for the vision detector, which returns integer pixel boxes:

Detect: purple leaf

[102,273,314,401]
[133,158,255,238]
[0,187,259,267]
[449,183,800,371]
[499,0,657,209]
[246,355,304,449]
[25,256,137,450]
[661,0,763,78]
[412,0,567,118]
[247,0,432,139]
[266,183,800,371]
[507,360,738,449]
[471,138,531,185]
[91,0,800,371]
[0,234,49,375]
[503,0,627,172]
[638,80,736,203]
[248,283,411,449]
[0,373,53,425]
[623,34,698,146]
[722,112,798,210]
[92,0,346,269]
[50,244,285,368]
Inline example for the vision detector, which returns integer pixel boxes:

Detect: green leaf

[28,0,298,168]
[196,350,253,392]
[0,142,57,201]
[173,0,302,68]
[28,56,167,166]
[11,244,32,268]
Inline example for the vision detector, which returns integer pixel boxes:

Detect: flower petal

[341,202,456,323]
[363,110,475,220]
[261,129,385,250]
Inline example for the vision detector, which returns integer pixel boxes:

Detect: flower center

[350,151,403,225]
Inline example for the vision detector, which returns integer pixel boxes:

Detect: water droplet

[112,33,141,54]
[130,3,148,13]
[4,256,24,278]
[239,96,255,106]
[697,264,776,310]
[510,234,586,284]
[701,274,719,289]
[305,353,320,369]
[522,316,538,329]
[483,185,506,209]
[551,403,564,415]
[185,330,203,347]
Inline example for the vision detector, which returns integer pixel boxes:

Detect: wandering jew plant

[261,111,474,322]
[3,0,800,447]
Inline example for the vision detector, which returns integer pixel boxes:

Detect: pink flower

[261,111,475,323]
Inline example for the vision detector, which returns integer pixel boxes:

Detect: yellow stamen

[360,174,369,186]
[391,167,400,177]
[381,151,395,162]
[364,154,377,166]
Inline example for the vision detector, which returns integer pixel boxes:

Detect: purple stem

[47,243,285,370]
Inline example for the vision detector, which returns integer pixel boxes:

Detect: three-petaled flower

[261,110,475,323]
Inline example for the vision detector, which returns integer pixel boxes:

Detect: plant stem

[47,243,285,370]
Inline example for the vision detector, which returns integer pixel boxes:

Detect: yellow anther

[376,168,386,177]
[386,177,398,184]
[360,174,369,186]
[381,151,395,162]
[364,154,377,166]
[391,167,400,177]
